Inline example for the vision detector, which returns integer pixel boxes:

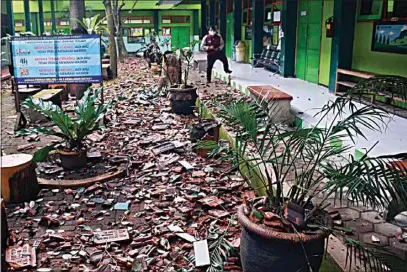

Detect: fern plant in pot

[168,41,200,115]
[219,93,407,271]
[18,88,112,170]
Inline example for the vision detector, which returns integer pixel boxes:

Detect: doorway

[171,27,190,50]
[295,0,323,84]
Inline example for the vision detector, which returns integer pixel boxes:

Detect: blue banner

[11,35,102,84]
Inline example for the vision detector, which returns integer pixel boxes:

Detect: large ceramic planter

[169,85,198,115]
[58,150,87,170]
[237,205,328,272]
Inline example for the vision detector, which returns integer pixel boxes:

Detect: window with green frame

[243,9,249,25]
[126,27,153,43]
[265,6,272,23]
[357,0,384,21]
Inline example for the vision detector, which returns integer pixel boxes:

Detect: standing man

[201,26,232,83]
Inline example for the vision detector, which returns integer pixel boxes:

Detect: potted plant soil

[219,85,407,272]
[18,87,113,169]
[168,44,199,115]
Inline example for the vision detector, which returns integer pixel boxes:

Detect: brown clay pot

[58,150,87,170]
[68,83,91,99]
[151,63,159,73]
[237,205,329,272]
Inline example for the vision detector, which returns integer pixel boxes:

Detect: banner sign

[11,35,102,84]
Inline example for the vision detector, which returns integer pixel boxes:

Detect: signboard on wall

[11,35,102,84]
[245,26,252,40]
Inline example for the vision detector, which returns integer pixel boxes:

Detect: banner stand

[11,34,104,127]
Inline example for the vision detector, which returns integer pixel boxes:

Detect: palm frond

[344,237,406,272]
[322,155,407,209]
[349,76,407,103]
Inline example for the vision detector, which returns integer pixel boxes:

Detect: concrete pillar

[51,0,56,34]
[5,0,14,35]
[154,10,159,35]
[23,0,31,32]
[209,0,216,27]
[328,0,357,92]
[233,0,242,42]
[200,0,207,37]
[38,0,44,35]
[280,0,298,77]
[219,0,226,45]
[252,0,264,62]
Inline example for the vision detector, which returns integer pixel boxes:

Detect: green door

[171,27,190,50]
[226,13,234,58]
[295,0,323,84]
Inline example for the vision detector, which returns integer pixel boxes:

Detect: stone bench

[102,63,113,79]
[247,85,294,124]
[193,59,207,73]
[26,89,63,122]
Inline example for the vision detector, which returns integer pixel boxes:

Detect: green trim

[196,98,267,196]
[356,0,383,21]
[354,149,366,161]
[330,137,343,151]
[295,116,303,129]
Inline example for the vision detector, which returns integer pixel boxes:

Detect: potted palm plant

[218,92,407,271]
[18,87,112,169]
[168,40,201,115]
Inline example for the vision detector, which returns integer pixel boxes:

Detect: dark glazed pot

[237,205,328,272]
[58,150,88,170]
[168,85,198,115]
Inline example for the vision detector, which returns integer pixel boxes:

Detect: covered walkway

[209,56,407,158]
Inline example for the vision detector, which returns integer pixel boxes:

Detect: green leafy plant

[349,75,407,104]
[17,88,113,162]
[219,78,407,271]
[73,14,109,35]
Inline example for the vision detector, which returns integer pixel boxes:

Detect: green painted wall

[242,26,252,63]
[158,10,196,39]
[225,12,234,58]
[352,22,407,77]
[318,0,334,86]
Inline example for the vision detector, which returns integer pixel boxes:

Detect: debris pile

[5,58,250,271]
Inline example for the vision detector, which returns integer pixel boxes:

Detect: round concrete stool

[1,154,39,203]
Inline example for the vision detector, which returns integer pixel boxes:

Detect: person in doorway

[201,26,232,83]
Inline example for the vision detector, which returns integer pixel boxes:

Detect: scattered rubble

[5,58,248,271]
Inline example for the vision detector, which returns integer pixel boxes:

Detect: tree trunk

[69,0,86,34]
[112,0,127,63]
[116,22,127,63]
[104,0,118,78]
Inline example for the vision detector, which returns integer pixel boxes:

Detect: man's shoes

[225,70,233,74]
